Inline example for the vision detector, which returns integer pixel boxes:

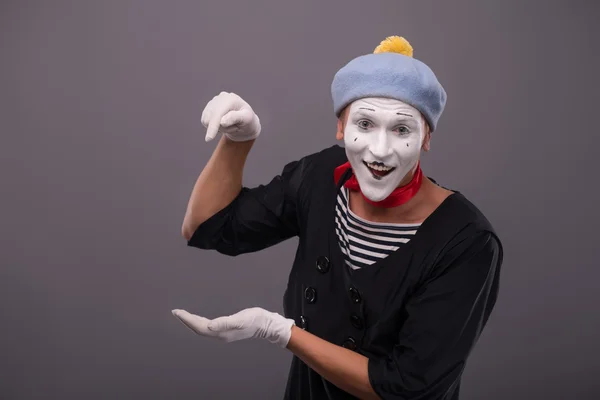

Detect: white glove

[201,91,262,142]
[171,307,295,348]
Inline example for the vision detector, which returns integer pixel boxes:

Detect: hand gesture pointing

[201,92,262,142]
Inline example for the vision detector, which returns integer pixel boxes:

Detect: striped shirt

[335,188,421,270]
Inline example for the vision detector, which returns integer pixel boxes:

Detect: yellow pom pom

[373,36,413,57]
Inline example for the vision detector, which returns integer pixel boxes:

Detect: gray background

[1,0,599,399]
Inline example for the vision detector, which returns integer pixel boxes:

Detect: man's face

[342,97,426,202]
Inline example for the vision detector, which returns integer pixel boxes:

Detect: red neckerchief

[333,161,423,208]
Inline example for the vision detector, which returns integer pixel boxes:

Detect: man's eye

[357,120,372,129]
[396,126,410,134]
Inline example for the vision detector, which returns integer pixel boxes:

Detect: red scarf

[333,161,423,208]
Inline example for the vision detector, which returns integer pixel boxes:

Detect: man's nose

[369,129,392,159]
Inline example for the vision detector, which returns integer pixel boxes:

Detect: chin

[357,172,402,203]
[361,187,394,203]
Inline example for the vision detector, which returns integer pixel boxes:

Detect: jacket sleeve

[186,154,315,256]
[367,231,503,399]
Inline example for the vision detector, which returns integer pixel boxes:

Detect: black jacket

[188,145,503,400]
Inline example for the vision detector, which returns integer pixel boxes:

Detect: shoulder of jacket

[289,144,345,180]
[442,193,502,252]
[449,194,494,229]
[306,145,346,173]
[301,144,346,165]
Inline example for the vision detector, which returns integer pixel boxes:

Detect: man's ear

[336,107,349,141]
[422,122,432,151]
[336,118,344,140]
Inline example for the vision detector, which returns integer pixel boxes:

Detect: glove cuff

[225,131,260,142]
[268,313,296,348]
[224,116,261,142]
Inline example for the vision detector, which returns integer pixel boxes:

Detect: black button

[350,314,364,330]
[342,337,357,350]
[349,287,361,304]
[304,287,317,304]
[299,315,308,330]
[316,256,330,273]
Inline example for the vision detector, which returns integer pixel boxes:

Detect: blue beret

[331,52,447,132]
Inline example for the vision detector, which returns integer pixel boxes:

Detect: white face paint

[343,97,426,202]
